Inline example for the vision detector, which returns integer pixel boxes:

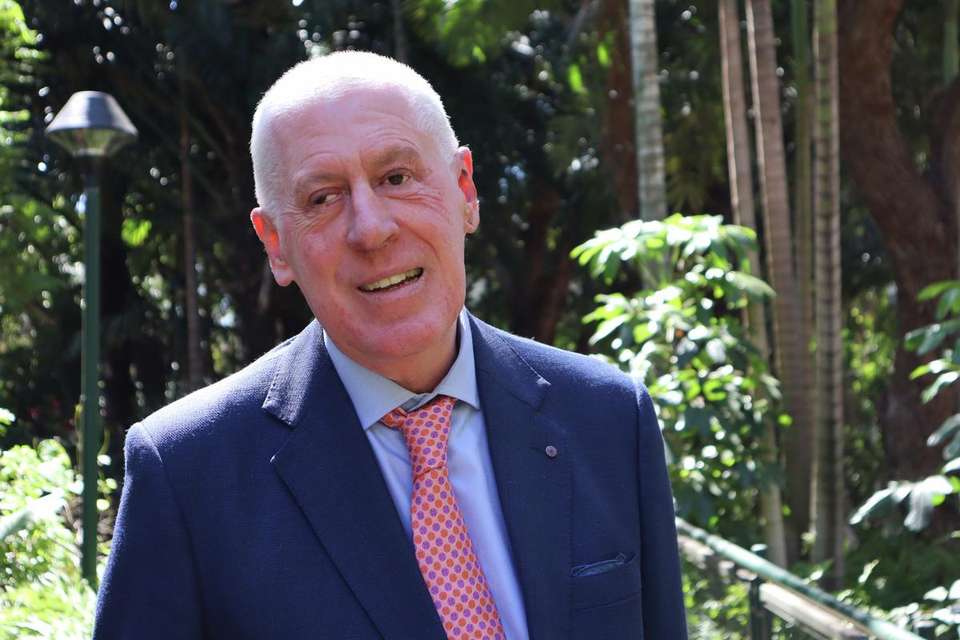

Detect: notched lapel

[265,322,446,640]
[471,317,572,640]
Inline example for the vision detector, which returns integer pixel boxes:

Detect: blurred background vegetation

[0,0,958,637]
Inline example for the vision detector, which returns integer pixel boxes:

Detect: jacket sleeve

[635,381,688,639]
[94,423,204,639]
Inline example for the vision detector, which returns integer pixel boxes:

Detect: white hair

[250,51,459,213]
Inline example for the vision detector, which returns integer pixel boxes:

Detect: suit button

[545,445,558,458]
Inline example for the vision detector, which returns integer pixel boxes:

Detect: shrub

[572,214,785,540]
[0,414,114,639]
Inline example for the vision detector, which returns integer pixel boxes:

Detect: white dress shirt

[323,310,530,640]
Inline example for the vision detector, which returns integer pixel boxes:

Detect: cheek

[392,183,447,211]
[280,230,339,282]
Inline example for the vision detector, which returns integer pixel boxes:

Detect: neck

[342,320,460,394]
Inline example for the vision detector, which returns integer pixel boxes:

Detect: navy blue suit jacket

[94,315,687,639]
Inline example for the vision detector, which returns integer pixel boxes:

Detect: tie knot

[381,395,456,476]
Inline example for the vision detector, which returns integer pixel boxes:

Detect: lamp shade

[45,91,137,158]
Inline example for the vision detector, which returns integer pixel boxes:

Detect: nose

[346,182,398,251]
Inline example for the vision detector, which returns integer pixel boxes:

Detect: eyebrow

[367,145,424,171]
[292,145,426,197]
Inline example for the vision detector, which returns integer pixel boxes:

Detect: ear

[250,208,294,287]
[455,146,480,234]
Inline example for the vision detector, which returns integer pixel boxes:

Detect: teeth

[360,268,423,292]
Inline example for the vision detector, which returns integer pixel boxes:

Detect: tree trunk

[838,0,957,480]
[627,0,666,220]
[792,0,814,348]
[811,0,844,587]
[948,0,960,283]
[746,0,813,562]
[946,0,959,84]
[599,0,639,223]
[391,0,408,63]
[719,0,787,567]
[179,59,204,392]
[510,179,568,344]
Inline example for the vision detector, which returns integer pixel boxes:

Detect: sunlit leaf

[928,414,960,447]
[725,272,775,299]
[918,280,959,302]
[589,315,627,345]
[925,586,950,602]
[120,218,152,248]
[567,63,586,95]
[904,485,933,531]
[922,370,960,403]
[850,486,895,526]
[596,42,610,68]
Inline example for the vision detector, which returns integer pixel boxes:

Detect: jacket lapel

[264,322,446,640]
[471,316,572,640]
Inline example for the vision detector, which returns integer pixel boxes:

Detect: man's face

[251,84,479,385]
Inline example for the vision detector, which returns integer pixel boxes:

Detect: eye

[384,172,410,186]
[310,191,342,207]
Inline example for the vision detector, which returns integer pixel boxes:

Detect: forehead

[272,84,434,163]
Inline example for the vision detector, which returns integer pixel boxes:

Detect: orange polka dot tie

[381,395,507,640]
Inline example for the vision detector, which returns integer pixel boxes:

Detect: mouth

[358,267,424,293]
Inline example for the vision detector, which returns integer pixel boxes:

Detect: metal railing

[677,519,929,640]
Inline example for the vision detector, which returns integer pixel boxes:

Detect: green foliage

[0,438,104,638]
[855,281,960,532]
[573,214,784,539]
[0,401,114,640]
[843,290,896,513]
[682,558,750,638]
[847,281,960,633]
[408,0,546,67]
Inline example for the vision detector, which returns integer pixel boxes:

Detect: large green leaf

[928,413,960,447]
[906,319,960,355]
[724,272,775,299]
[0,492,65,541]
[849,486,896,526]
[918,280,960,302]
[922,371,960,403]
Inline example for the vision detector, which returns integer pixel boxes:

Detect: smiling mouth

[359,267,424,292]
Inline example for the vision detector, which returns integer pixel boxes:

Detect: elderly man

[94,52,686,640]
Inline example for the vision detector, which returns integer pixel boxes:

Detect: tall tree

[628,0,666,220]
[792,0,814,342]
[946,0,959,84]
[391,0,408,63]
[811,0,844,585]
[746,0,813,560]
[178,54,203,392]
[839,0,957,480]
[948,0,960,283]
[718,0,787,567]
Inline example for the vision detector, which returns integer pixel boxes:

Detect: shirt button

[545,445,558,458]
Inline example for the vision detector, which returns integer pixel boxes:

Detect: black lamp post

[45,91,137,587]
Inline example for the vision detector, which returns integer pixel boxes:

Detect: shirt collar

[323,309,479,431]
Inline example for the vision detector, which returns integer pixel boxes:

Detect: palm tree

[793,0,814,346]
[811,0,843,586]
[746,0,813,562]
[719,0,787,567]
[628,0,666,220]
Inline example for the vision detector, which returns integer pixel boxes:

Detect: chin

[366,316,452,357]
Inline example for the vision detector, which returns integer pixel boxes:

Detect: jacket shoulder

[135,331,297,450]
[473,317,639,398]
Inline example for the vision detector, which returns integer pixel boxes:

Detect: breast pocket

[571,551,641,610]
